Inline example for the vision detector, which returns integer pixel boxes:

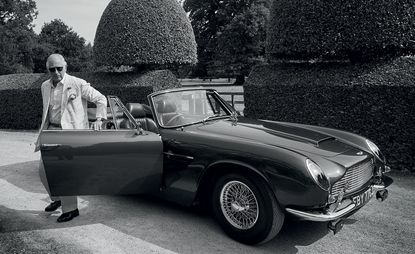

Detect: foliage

[0,73,44,90]
[0,0,37,28]
[36,19,93,72]
[215,0,269,83]
[244,57,415,172]
[94,0,197,68]
[0,0,38,75]
[0,70,181,129]
[184,0,270,79]
[267,0,415,62]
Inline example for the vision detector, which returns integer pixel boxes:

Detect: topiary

[266,0,415,62]
[93,0,197,67]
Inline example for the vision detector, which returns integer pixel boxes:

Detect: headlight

[306,159,330,191]
[366,139,384,162]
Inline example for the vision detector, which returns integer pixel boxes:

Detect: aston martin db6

[40,88,393,244]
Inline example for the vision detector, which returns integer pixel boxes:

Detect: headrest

[156,100,177,113]
[126,103,146,118]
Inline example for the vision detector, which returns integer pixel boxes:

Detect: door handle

[41,144,62,150]
[163,151,194,161]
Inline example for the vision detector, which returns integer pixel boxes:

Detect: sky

[33,0,112,44]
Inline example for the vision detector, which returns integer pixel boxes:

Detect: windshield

[151,90,232,128]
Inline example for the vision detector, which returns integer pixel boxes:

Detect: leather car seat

[155,100,183,126]
[125,103,158,133]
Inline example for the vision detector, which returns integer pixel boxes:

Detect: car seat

[125,103,158,133]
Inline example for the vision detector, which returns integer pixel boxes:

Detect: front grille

[331,160,374,197]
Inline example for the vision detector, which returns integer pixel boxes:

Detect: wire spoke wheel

[212,173,285,244]
[220,180,259,230]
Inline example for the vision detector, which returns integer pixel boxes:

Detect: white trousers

[39,160,78,213]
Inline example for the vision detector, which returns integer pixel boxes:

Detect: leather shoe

[57,209,79,223]
[44,200,61,212]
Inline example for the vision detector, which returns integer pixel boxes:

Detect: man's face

[47,57,66,83]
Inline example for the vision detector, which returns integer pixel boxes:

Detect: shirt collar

[50,73,67,89]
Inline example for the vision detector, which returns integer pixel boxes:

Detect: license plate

[352,186,374,208]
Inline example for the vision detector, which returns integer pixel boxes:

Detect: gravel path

[0,130,414,254]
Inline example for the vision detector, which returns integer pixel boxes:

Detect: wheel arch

[195,160,280,206]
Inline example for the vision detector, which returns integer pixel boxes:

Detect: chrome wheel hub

[220,180,259,230]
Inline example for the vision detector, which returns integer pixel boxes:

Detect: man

[34,54,107,222]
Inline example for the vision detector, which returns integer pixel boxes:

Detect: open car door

[39,96,162,196]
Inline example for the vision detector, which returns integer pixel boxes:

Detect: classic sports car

[40,88,392,245]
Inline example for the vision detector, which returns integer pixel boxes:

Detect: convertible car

[40,88,392,245]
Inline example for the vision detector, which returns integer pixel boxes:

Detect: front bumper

[285,175,393,222]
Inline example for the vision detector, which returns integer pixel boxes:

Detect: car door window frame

[107,95,139,130]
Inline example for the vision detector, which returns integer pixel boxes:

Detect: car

[40,87,393,245]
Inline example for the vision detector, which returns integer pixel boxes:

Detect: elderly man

[35,54,107,222]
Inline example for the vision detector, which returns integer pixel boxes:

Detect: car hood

[194,117,360,160]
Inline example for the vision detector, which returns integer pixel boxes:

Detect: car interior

[87,102,158,133]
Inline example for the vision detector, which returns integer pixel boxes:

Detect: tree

[184,0,246,77]
[0,0,38,74]
[215,0,270,84]
[184,0,269,80]
[38,19,92,72]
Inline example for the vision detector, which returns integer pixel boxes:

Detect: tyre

[212,173,285,245]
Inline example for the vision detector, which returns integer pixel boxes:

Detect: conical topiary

[94,0,197,67]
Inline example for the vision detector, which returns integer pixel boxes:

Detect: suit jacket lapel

[60,75,69,116]
[42,81,52,127]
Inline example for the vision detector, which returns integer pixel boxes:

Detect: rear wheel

[212,173,284,245]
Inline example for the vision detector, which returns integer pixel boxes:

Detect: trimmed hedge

[0,70,181,130]
[94,0,197,67]
[244,57,415,172]
[0,73,44,90]
[266,0,415,61]
[29,70,180,91]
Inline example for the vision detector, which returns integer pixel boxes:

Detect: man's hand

[91,118,103,131]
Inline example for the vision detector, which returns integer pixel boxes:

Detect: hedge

[0,73,44,90]
[0,70,181,130]
[94,0,197,67]
[244,57,415,172]
[29,70,180,91]
[266,0,415,61]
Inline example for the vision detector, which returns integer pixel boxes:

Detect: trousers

[39,160,78,213]
[39,124,78,213]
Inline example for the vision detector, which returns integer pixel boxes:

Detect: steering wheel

[165,114,184,126]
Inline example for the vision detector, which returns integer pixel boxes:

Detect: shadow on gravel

[0,160,43,193]
[258,218,329,253]
[90,195,331,253]
[0,160,331,253]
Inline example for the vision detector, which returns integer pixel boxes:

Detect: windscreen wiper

[202,114,223,124]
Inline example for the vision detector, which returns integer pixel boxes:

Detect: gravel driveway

[0,130,414,253]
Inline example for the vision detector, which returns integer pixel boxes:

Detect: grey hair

[46,54,67,69]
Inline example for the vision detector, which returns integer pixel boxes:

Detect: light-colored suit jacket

[34,73,107,151]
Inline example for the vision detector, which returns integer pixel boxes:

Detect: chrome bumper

[285,183,387,222]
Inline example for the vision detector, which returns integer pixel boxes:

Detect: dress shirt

[49,81,64,125]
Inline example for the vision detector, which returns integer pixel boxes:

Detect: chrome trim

[331,160,374,197]
[163,151,194,160]
[41,144,62,147]
[286,183,386,222]
[220,180,259,230]
[372,184,386,191]
[286,204,356,222]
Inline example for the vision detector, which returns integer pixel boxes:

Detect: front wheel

[212,173,284,245]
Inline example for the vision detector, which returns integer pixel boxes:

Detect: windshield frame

[148,88,235,129]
